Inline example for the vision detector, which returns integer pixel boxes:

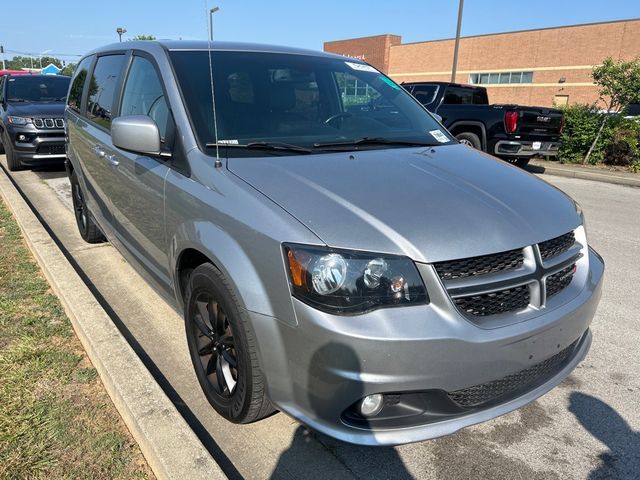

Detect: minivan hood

[228,145,580,263]
[7,102,65,117]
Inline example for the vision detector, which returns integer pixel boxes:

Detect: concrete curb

[530,160,640,188]
[0,167,226,480]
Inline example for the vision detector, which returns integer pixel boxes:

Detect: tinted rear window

[86,54,126,129]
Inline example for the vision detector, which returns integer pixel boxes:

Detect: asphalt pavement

[3,159,638,480]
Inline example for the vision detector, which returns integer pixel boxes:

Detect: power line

[4,48,82,57]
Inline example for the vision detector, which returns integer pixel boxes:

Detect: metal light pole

[0,45,5,70]
[116,27,127,42]
[39,49,52,69]
[209,6,220,41]
[450,0,464,82]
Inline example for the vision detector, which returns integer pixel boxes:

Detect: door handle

[104,154,120,167]
[92,145,106,158]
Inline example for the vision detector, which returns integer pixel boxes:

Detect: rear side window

[86,54,126,129]
[120,56,170,140]
[442,87,488,105]
[68,56,93,113]
[443,87,474,105]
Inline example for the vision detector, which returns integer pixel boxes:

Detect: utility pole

[450,0,464,82]
[209,6,220,41]
[0,45,5,70]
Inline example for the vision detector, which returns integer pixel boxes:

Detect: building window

[469,71,534,85]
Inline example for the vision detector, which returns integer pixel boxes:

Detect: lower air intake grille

[546,264,576,298]
[453,285,529,317]
[448,339,579,408]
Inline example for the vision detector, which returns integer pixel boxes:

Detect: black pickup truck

[403,81,564,167]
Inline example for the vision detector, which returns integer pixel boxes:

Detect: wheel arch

[171,224,277,319]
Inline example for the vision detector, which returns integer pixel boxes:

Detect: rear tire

[456,132,482,150]
[185,263,274,424]
[70,171,105,243]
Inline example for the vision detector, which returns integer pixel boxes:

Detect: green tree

[129,34,156,41]
[585,57,640,163]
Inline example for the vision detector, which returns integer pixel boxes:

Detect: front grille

[36,144,65,155]
[539,231,575,260]
[434,248,524,280]
[33,118,64,129]
[448,339,579,408]
[546,264,576,298]
[453,285,530,317]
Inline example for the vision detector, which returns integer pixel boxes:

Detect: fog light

[18,134,27,141]
[359,394,384,417]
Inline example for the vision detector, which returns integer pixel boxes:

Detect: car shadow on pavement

[525,164,546,174]
[569,392,639,479]
[271,342,413,479]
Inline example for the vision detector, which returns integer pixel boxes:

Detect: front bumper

[5,124,66,166]
[495,140,560,158]
[251,247,604,446]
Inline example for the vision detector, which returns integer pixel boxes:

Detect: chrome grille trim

[32,118,64,129]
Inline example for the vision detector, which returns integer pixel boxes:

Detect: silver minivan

[65,40,604,446]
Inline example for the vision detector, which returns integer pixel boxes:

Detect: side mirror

[112,115,161,155]
[432,113,443,123]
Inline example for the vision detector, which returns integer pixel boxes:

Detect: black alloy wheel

[185,263,274,423]
[70,171,105,243]
[191,292,239,398]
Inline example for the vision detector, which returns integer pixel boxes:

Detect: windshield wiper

[206,141,313,154]
[313,137,439,149]
[7,98,28,102]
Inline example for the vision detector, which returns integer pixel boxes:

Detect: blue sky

[1,0,638,64]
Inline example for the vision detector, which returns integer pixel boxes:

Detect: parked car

[402,81,564,167]
[65,41,603,446]
[0,74,70,171]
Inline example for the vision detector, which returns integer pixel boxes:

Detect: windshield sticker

[345,61,378,73]
[217,139,239,145]
[429,129,449,143]
[379,76,400,90]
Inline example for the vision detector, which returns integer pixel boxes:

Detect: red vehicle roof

[0,70,33,75]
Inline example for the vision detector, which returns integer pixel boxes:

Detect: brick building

[324,18,640,107]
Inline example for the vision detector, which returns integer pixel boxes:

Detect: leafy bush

[603,123,640,166]
[559,104,640,166]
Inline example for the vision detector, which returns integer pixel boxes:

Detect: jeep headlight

[284,244,428,314]
[7,116,31,126]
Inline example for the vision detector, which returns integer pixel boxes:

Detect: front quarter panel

[164,151,321,323]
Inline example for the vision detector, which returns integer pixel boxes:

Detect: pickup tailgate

[514,106,563,136]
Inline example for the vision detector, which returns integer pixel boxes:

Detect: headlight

[284,244,428,314]
[7,116,31,126]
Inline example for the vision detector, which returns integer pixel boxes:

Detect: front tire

[70,171,105,243]
[3,134,22,171]
[456,132,482,150]
[185,263,274,423]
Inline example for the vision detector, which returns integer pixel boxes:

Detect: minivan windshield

[169,51,453,155]
[6,75,70,103]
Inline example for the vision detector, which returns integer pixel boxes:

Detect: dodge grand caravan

[65,41,604,446]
